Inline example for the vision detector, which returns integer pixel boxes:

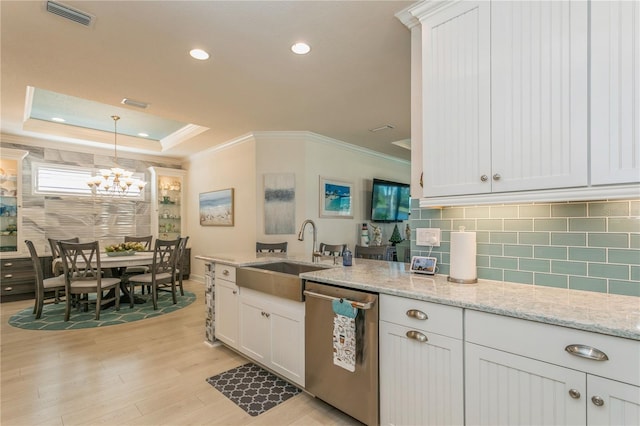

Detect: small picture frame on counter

[410,256,437,275]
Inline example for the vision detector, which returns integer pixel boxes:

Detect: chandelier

[86,115,147,196]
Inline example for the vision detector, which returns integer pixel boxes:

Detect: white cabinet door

[380,321,463,426]
[214,278,239,348]
[587,375,640,426]
[239,293,269,364]
[465,342,586,426]
[590,0,640,185]
[491,1,588,192]
[269,303,305,387]
[420,1,491,197]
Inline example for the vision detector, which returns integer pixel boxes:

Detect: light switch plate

[416,228,441,247]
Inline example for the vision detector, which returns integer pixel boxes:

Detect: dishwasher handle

[303,290,376,310]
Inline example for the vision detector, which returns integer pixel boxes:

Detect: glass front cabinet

[0,148,27,257]
[149,167,186,241]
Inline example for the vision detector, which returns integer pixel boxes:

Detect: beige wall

[187,131,410,280]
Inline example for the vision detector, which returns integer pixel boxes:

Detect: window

[33,163,145,198]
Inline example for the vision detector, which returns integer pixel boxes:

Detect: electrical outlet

[416,228,441,247]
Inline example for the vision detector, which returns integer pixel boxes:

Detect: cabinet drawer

[215,264,236,282]
[380,294,463,339]
[1,281,35,296]
[2,258,33,270]
[465,310,640,386]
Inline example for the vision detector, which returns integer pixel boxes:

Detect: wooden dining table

[52,251,156,304]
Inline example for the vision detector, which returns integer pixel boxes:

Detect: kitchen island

[197,253,640,426]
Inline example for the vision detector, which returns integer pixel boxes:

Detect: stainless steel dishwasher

[304,281,379,426]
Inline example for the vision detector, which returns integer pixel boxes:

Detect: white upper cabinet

[590,0,640,185]
[491,1,588,192]
[404,0,639,206]
[421,1,491,197]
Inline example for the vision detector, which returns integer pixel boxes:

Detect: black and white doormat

[205,363,301,416]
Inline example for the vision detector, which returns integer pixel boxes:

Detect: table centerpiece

[105,242,146,256]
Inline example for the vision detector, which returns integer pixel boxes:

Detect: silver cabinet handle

[591,396,604,407]
[264,312,270,318]
[4,262,13,267]
[568,389,581,399]
[4,286,13,291]
[406,330,428,343]
[493,173,502,181]
[480,175,489,182]
[4,274,12,278]
[222,269,230,276]
[565,344,609,361]
[406,309,428,320]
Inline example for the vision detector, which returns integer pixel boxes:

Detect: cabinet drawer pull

[480,175,489,182]
[222,269,230,276]
[3,262,13,267]
[4,286,13,291]
[406,330,428,343]
[591,396,604,407]
[565,344,609,361]
[406,309,428,320]
[4,274,12,278]
[232,290,237,295]
[568,389,581,399]
[493,173,502,181]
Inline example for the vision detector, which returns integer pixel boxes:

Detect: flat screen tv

[370,178,410,222]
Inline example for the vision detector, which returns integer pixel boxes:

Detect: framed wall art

[319,176,353,218]
[199,188,234,226]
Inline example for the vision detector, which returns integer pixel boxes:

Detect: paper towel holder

[447,276,478,284]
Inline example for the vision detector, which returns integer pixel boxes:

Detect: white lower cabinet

[213,265,239,348]
[239,287,305,387]
[465,310,640,426]
[379,294,464,426]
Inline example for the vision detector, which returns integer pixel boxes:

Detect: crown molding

[160,123,209,151]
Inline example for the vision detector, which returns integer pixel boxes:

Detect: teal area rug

[8,291,196,330]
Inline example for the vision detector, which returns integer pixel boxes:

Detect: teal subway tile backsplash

[411,200,640,296]
[410,199,639,295]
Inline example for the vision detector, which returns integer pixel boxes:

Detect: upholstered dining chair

[256,242,288,253]
[354,244,392,261]
[123,235,153,277]
[47,237,79,276]
[318,243,346,256]
[25,240,66,319]
[174,236,189,296]
[127,238,180,309]
[58,241,121,321]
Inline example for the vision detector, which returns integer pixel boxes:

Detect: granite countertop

[196,253,640,341]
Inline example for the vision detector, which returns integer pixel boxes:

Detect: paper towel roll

[448,228,477,283]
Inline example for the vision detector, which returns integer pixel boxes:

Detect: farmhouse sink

[236,261,331,302]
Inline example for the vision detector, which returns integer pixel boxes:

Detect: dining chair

[58,241,121,321]
[25,240,66,319]
[318,243,346,256]
[48,237,79,276]
[127,238,180,309]
[256,242,288,253]
[174,236,189,296]
[123,235,153,277]
[354,244,392,261]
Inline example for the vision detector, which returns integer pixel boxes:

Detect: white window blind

[33,163,145,198]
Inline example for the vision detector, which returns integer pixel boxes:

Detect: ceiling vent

[121,98,149,109]
[369,124,395,132]
[46,1,94,27]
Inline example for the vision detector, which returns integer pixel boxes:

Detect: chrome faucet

[297,219,320,262]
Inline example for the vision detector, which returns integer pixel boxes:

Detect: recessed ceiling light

[291,42,311,55]
[190,48,210,60]
[51,117,65,122]
[138,132,149,138]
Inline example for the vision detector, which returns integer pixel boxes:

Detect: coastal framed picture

[199,188,234,226]
[319,176,353,218]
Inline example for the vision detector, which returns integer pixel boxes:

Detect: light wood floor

[1,280,361,426]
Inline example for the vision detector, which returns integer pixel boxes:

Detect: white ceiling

[1,1,414,160]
